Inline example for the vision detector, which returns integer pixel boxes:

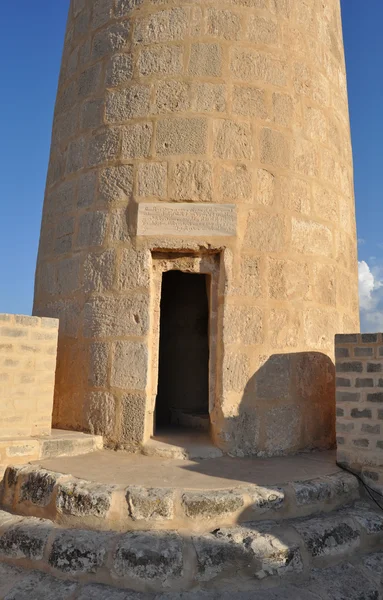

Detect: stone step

[0,559,382,600]
[0,501,382,596]
[0,464,360,533]
[0,429,103,468]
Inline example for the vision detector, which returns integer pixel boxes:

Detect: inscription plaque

[137,203,236,237]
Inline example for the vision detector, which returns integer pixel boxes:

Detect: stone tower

[34,0,359,456]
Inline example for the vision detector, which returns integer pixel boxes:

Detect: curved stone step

[0,464,360,533]
[1,558,383,600]
[1,558,382,600]
[0,501,382,595]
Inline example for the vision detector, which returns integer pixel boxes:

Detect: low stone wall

[0,314,58,439]
[336,333,383,472]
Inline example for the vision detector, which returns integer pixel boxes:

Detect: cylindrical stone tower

[34,0,359,456]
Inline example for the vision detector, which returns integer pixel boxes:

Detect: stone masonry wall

[0,315,58,439]
[33,0,359,455]
[336,333,383,471]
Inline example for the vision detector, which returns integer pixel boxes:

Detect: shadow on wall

[213,352,336,459]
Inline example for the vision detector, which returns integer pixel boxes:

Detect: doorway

[155,270,210,433]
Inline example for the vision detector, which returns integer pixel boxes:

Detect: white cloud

[358,260,383,331]
[357,238,365,245]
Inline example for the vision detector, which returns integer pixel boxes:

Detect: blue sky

[0,1,381,331]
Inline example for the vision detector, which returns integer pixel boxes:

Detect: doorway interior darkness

[155,270,210,432]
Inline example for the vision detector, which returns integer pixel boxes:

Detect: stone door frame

[147,251,221,440]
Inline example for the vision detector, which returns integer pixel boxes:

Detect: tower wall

[34,0,359,455]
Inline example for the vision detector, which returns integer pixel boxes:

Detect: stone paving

[0,500,383,596]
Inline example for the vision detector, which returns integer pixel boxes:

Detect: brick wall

[0,314,58,438]
[336,333,383,471]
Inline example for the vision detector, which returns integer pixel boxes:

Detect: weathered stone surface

[137,203,236,237]
[56,479,114,518]
[49,530,108,574]
[19,468,59,507]
[113,532,183,581]
[126,486,175,521]
[171,161,212,202]
[78,584,147,600]
[246,486,285,514]
[294,515,360,559]
[294,472,356,506]
[3,571,78,600]
[307,562,380,600]
[292,478,332,506]
[0,518,51,560]
[194,525,303,581]
[156,117,208,156]
[181,490,244,519]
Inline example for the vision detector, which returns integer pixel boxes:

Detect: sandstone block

[257,168,275,206]
[220,164,252,203]
[84,295,150,338]
[91,0,114,29]
[106,54,133,87]
[222,351,250,393]
[113,532,183,580]
[156,118,208,156]
[171,161,212,202]
[117,248,150,291]
[264,406,301,453]
[247,485,285,514]
[126,486,175,521]
[92,23,130,60]
[231,47,287,87]
[99,165,133,206]
[189,43,223,77]
[280,176,311,213]
[273,92,296,127]
[138,162,167,198]
[244,212,285,251]
[224,305,263,345]
[19,469,59,507]
[122,122,152,158]
[214,119,253,160]
[78,63,101,98]
[293,515,360,558]
[206,8,242,40]
[83,250,115,293]
[139,45,183,77]
[120,392,147,442]
[106,85,151,122]
[182,490,244,519]
[76,211,107,247]
[153,80,191,114]
[193,83,225,113]
[0,519,50,561]
[66,137,85,174]
[111,341,148,390]
[81,98,104,131]
[115,0,144,18]
[134,8,188,44]
[260,128,289,167]
[247,15,278,44]
[56,480,114,518]
[256,354,291,400]
[291,218,333,257]
[233,85,267,119]
[294,138,319,177]
[86,392,116,438]
[88,128,120,167]
[49,530,108,574]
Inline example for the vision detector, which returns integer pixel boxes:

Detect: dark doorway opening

[155,270,210,433]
